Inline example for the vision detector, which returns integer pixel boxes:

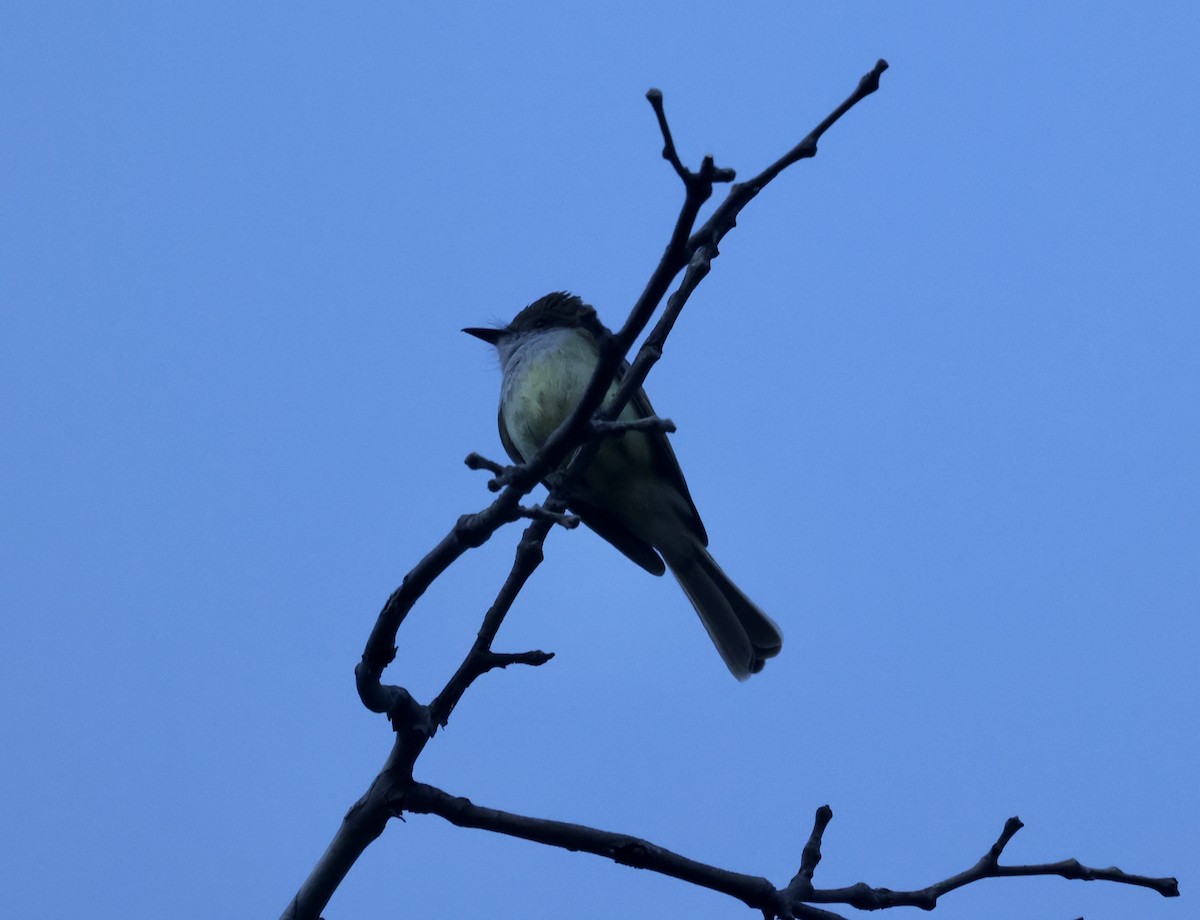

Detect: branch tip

[793,804,834,889]
[465,452,516,491]
[857,59,889,97]
[592,416,676,437]
[519,504,580,529]
[485,649,555,672]
[989,816,1024,861]
[646,86,690,182]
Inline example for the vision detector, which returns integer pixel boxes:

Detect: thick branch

[280,764,400,920]
[404,783,777,909]
[427,515,557,727]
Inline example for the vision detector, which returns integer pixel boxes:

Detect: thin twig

[518,504,580,528]
[590,416,676,437]
[803,816,1179,912]
[791,805,834,891]
[464,451,514,491]
[481,649,555,672]
[463,451,507,476]
[645,88,690,183]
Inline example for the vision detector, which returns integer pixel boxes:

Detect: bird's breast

[500,330,600,461]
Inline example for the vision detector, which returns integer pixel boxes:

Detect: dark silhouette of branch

[399,791,1176,919]
[793,804,834,889]
[590,415,676,437]
[404,783,777,907]
[516,503,581,528]
[279,59,1178,920]
[784,812,1177,915]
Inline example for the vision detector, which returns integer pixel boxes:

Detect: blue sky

[2,3,1196,919]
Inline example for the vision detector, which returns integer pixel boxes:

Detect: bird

[465,292,782,679]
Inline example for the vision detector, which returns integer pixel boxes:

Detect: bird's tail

[664,540,783,680]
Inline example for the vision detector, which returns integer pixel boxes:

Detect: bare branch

[464,451,514,491]
[358,59,892,730]
[598,62,890,434]
[645,88,691,184]
[403,782,778,909]
[400,787,1178,919]
[286,59,884,920]
[790,805,834,891]
[801,815,1179,913]
[518,504,581,529]
[427,515,556,728]
[481,649,555,672]
[646,88,737,186]
[282,61,1167,920]
[281,776,392,920]
[591,415,676,437]
[687,59,889,262]
[463,451,506,476]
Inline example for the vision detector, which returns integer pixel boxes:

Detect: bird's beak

[463,327,503,345]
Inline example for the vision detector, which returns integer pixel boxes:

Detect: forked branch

[279,60,1177,920]
[401,790,1177,919]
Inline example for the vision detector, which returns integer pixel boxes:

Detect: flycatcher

[465,292,783,679]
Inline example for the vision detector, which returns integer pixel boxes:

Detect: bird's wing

[497,403,524,466]
[624,363,709,547]
[562,496,668,575]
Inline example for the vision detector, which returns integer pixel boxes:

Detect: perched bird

[465,292,782,679]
